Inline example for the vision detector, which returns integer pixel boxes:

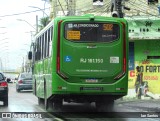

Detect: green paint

[32,15,129,103]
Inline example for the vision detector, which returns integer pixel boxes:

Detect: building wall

[128,40,160,94]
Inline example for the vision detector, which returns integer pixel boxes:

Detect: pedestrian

[134,66,143,99]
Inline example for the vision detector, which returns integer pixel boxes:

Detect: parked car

[0,72,8,106]
[16,72,32,92]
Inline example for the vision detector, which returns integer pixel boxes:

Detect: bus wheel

[45,99,54,111]
[53,100,62,112]
[38,97,44,106]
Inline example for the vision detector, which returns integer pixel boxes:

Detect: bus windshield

[65,23,120,42]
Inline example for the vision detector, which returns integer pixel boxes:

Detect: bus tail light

[114,22,127,80]
[56,20,68,80]
[0,82,8,87]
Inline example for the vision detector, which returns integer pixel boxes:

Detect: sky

[0,0,50,71]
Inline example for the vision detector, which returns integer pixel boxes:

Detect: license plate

[80,87,103,91]
[85,79,98,83]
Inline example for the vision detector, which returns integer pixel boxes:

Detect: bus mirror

[28,51,32,60]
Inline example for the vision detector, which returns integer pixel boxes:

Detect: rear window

[64,23,120,42]
[21,73,32,79]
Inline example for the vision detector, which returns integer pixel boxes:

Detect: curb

[115,96,153,104]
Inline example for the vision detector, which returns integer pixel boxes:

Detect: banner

[128,61,160,94]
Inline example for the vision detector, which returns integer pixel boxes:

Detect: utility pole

[111,0,130,18]
[68,0,76,16]
[36,15,38,33]
[53,0,57,18]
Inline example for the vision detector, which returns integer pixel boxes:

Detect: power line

[94,4,111,16]
[57,0,66,16]
[126,0,159,16]
[82,1,111,15]
[129,0,158,11]
[0,7,50,18]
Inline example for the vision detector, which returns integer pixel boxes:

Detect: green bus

[29,14,128,111]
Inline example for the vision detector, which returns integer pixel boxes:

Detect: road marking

[53,118,64,121]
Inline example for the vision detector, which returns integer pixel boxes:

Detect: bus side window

[41,34,44,60]
[45,30,48,58]
[47,28,50,57]
[34,40,38,61]
[43,33,45,59]
[38,36,42,60]
[35,37,41,61]
[40,36,42,60]
[50,26,53,56]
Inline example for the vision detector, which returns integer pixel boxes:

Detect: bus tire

[53,99,62,112]
[38,97,44,106]
[45,99,53,111]
[44,98,48,110]
[48,99,53,111]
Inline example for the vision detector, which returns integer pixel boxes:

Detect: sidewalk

[121,89,160,101]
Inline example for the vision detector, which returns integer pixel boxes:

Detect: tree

[39,17,50,31]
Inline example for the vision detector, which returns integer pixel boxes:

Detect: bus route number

[103,24,113,31]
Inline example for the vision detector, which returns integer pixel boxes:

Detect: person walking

[135,66,143,99]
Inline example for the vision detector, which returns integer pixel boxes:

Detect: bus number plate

[85,79,98,83]
[80,87,103,91]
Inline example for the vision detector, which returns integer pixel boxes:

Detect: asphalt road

[0,83,60,121]
[0,83,160,121]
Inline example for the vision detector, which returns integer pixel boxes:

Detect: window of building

[148,0,158,5]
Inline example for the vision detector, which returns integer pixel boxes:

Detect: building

[124,0,160,94]
[127,16,160,94]
[48,0,160,94]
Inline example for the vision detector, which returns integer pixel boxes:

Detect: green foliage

[39,17,50,31]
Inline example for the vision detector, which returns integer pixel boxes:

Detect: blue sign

[158,6,160,14]
[64,56,72,62]
[129,42,134,70]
